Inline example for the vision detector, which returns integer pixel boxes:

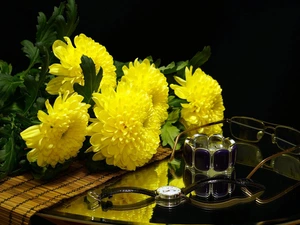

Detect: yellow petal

[173,76,186,86]
[92,151,106,161]
[20,125,41,140]
[27,148,39,163]
[48,64,69,75]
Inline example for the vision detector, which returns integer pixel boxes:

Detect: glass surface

[35,139,300,225]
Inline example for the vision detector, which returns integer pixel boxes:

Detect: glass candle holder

[183,133,237,172]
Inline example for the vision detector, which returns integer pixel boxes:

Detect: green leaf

[159,61,175,74]
[168,95,187,108]
[61,0,79,37]
[189,46,211,70]
[160,60,189,75]
[144,55,153,63]
[35,0,78,48]
[167,108,181,124]
[0,74,23,108]
[0,134,17,179]
[55,0,79,39]
[36,5,64,47]
[176,60,189,71]
[153,58,161,68]
[21,40,40,70]
[168,157,185,177]
[160,122,181,149]
[23,74,40,112]
[74,55,102,104]
[0,60,12,75]
[114,60,129,80]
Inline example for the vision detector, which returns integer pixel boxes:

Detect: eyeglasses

[170,116,300,161]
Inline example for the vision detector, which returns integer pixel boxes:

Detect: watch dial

[157,186,181,199]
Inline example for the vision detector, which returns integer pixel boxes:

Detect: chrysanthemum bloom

[121,58,169,125]
[20,92,90,167]
[87,82,162,171]
[170,66,225,135]
[46,33,116,95]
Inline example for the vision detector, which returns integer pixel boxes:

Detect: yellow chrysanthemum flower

[121,58,169,125]
[170,66,225,135]
[20,92,90,168]
[46,33,116,95]
[87,83,162,171]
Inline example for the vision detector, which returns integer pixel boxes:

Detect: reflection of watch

[87,177,265,211]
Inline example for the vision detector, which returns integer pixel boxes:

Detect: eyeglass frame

[170,116,300,161]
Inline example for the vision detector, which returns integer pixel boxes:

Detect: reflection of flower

[109,160,169,205]
[169,177,185,189]
[170,66,225,135]
[20,92,90,167]
[87,80,163,170]
[46,33,116,95]
[56,160,169,223]
[121,58,169,125]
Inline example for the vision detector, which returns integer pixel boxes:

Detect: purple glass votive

[183,133,236,172]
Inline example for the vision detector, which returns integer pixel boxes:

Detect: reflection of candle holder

[183,166,236,198]
[182,133,237,198]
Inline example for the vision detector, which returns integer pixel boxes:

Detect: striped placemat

[0,147,172,225]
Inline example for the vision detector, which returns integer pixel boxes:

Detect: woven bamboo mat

[0,147,171,225]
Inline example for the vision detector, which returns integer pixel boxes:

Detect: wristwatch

[86,177,265,211]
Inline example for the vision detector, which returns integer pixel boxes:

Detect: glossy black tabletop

[35,135,300,225]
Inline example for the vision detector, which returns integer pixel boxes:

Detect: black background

[1,0,300,129]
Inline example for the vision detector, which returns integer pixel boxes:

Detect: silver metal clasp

[85,191,101,210]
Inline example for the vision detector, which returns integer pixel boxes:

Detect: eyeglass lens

[275,126,300,154]
[230,117,264,142]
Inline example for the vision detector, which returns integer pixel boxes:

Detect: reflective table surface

[35,139,300,225]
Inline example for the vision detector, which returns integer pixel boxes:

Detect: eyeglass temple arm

[169,119,227,161]
[246,145,299,179]
[245,145,300,204]
[255,181,300,205]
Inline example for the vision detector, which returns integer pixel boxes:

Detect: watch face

[156,186,186,208]
[157,186,181,199]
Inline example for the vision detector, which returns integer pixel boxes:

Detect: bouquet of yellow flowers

[0,0,225,180]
